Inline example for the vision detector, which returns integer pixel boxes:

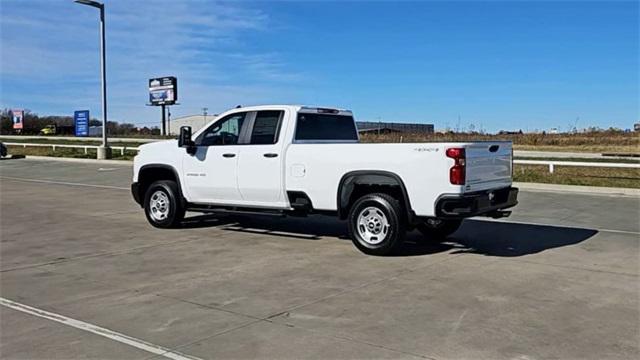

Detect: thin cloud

[0,0,303,124]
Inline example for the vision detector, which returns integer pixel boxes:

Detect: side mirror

[178,126,196,155]
[178,126,192,147]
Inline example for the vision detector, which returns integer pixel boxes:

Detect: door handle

[222,153,236,158]
[263,153,278,158]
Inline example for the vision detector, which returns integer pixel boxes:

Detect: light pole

[202,107,208,127]
[74,0,110,159]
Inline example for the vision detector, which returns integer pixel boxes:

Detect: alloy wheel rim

[149,190,170,222]
[356,206,390,245]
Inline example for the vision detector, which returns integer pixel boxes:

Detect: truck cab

[132,105,518,255]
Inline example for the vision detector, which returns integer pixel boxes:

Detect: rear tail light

[446,147,466,185]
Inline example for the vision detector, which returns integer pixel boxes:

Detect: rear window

[295,113,358,141]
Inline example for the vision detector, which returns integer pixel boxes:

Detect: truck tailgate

[465,142,512,192]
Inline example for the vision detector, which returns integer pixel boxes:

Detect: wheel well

[337,171,413,222]
[137,165,180,206]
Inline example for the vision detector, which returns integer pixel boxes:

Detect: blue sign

[74,110,89,137]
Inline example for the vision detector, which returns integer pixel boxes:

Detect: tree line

[0,109,161,136]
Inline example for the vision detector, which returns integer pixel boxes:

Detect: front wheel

[348,193,406,256]
[417,218,462,240]
[144,180,185,228]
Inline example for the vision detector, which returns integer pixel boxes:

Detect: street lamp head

[74,0,103,9]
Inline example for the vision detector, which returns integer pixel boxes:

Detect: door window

[195,113,246,146]
[249,111,283,145]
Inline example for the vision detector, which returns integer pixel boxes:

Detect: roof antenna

[235,105,242,108]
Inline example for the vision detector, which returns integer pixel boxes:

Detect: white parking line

[0,176,129,190]
[0,297,202,360]
[478,218,640,236]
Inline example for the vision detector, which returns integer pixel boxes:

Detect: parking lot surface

[1,158,638,359]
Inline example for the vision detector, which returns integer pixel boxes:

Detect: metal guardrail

[4,142,139,156]
[0,135,158,143]
[4,142,640,171]
[513,159,640,173]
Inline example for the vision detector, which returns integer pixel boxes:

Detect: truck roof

[228,104,353,116]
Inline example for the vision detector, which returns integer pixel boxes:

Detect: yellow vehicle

[39,124,74,136]
[39,124,57,135]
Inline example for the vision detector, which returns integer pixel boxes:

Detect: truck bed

[285,141,512,217]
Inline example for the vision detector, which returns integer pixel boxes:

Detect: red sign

[12,109,24,130]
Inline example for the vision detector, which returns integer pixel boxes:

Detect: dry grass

[360,131,640,154]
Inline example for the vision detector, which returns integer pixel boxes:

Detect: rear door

[464,142,513,192]
[237,110,287,206]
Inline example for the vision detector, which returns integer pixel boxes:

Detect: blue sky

[1,0,638,132]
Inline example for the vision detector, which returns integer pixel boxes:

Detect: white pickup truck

[132,105,518,255]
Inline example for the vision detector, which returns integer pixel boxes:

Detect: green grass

[514,164,640,188]
[6,145,137,161]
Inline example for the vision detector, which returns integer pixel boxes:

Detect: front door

[181,112,247,204]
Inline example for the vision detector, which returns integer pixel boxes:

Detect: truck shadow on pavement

[445,220,598,257]
[181,214,598,257]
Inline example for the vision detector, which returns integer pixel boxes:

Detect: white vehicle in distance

[131,105,518,255]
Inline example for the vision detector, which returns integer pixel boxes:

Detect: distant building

[498,130,523,135]
[634,123,640,132]
[89,126,102,137]
[168,115,217,135]
[356,121,434,134]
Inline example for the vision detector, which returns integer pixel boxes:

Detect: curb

[19,155,132,166]
[514,182,640,197]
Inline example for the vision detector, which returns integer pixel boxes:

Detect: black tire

[417,219,462,240]
[347,193,406,256]
[143,180,185,228]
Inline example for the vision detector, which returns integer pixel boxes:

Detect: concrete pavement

[0,158,638,359]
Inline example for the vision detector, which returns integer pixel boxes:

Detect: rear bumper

[131,182,142,206]
[435,186,518,218]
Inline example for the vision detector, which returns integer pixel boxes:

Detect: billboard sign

[149,76,177,105]
[11,109,24,130]
[74,110,90,137]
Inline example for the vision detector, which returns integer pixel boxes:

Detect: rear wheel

[348,193,406,255]
[144,180,185,228]
[417,218,462,240]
